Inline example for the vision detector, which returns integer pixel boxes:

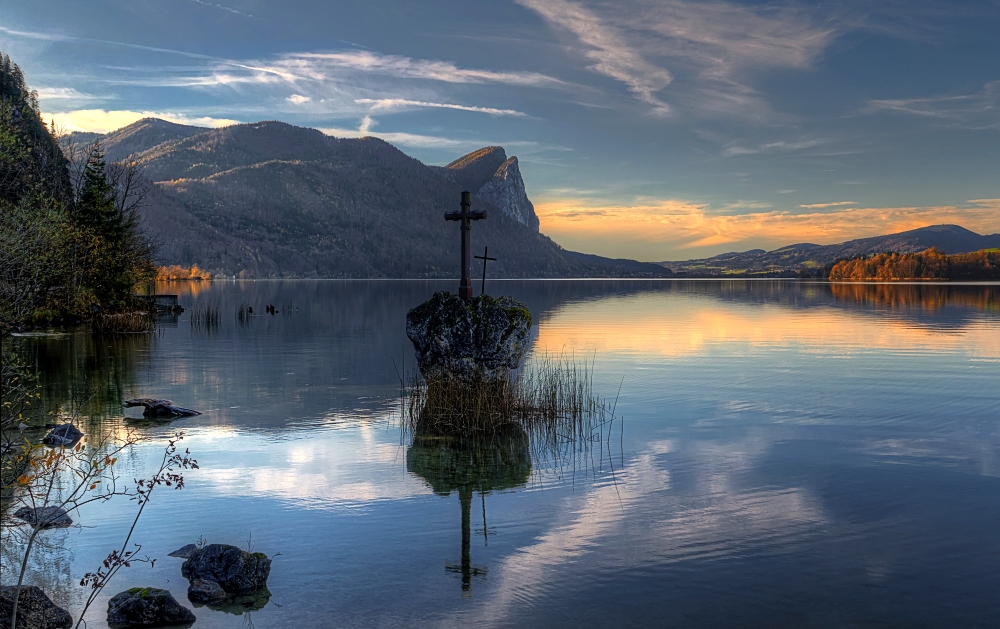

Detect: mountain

[72,119,668,279]
[429,147,539,231]
[68,117,204,163]
[664,225,1000,275]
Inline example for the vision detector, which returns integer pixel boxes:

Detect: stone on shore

[14,506,73,529]
[106,588,194,627]
[41,423,83,446]
[181,544,271,595]
[187,580,226,604]
[406,292,531,382]
[0,586,73,629]
[168,544,199,559]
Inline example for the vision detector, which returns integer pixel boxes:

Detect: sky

[3,0,999,261]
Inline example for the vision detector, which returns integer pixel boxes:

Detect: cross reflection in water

[406,425,531,595]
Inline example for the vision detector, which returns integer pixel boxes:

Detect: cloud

[35,87,100,101]
[45,109,239,133]
[723,138,829,157]
[286,94,311,104]
[187,0,253,17]
[535,198,1000,260]
[865,81,1000,130]
[278,50,562,86]
[319,116,542,151]
[516,0,836,117]
[514,0,673,114]
[355,98,529,117]
[799,201,856,209]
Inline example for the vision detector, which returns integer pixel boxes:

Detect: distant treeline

[828,248,1000,281]
[157,264,212,281]
[1,53,155,330]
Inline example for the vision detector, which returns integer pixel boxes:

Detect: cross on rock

[445,191,487,299]
[474,247,497,296]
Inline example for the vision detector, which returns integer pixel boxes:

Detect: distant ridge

[69,118,206,163]
[664,224,1000,274]
[70,119,668,279]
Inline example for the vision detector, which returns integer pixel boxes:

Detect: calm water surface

[4,280,1000,628]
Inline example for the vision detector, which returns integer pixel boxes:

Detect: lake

[4,279,1000,628]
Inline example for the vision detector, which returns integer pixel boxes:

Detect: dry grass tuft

[403,353,616,454]
[91,312,155,334]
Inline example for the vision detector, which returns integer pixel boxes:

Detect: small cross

[445,191,487,299]
[474,247,497,296]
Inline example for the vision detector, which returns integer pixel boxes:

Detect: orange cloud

[535,198,1000,261]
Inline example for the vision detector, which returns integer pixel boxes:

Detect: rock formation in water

[41,423,83,446]
[106,588,195,627]
[181,544,272,594]
[124,399,202,418]
[406,292,532,382]
[13,506,73,529]
[0,586,73,629]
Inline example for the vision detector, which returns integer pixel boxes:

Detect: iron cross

[445,191,487,299]
[474,247,497,296]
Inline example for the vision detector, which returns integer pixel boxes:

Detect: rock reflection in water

[406,425,531,595]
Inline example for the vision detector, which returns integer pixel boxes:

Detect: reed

[189,302,220,332]
[91,312,155,334]
[236,302,253,324]
[403,353,614,453]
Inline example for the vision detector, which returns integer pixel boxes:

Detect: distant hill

[67,118,204,163]
[664,225,1000,275]
[70,119,668,279]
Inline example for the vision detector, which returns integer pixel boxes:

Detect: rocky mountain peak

[476,156,539,232]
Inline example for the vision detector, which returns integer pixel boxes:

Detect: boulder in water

[187,580,226,603]
[181,544,271,594]
[13,506,73,529]
[406,292,531,382]
[41,423,83,446]
[0,586,73,629]
[124,399,201,418]
[106,588,194,627]
[168,544,199,559]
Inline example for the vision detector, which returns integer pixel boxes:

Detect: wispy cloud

[514,0,673,114]
[187,0,253,18]
[279,51,562,86]
[286,94,311,105]
[536,197,1000,260]
[865,81,1000,130]
[35,87,100,101]
[799,201,856,209]
[723,138,829,157]
[46,109,239,133]
[355,98,528,117]
[515,0,836,117]
[318,116,539,151]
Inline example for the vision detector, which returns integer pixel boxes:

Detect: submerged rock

[124,399,201,418]
[187,580,226,604]
[181,544,271,594]
[13,506,73,529]
[406,292,532,382]
[106,588,194,627]
[41,423,83,446]
[0,586,73,629]
[168,544,199,559]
